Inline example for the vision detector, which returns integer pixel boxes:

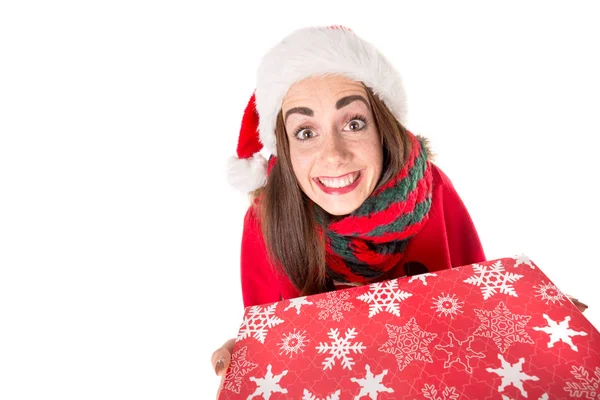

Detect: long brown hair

[257,84,413,295]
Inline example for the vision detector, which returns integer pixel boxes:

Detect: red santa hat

[227,25,408,192]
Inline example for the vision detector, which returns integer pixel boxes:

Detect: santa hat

[227,25,408,192]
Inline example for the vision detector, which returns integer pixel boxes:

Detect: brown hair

[256,84,413,295]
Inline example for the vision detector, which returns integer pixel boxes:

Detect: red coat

[239,163,486,308]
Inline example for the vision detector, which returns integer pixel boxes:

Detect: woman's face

[281,75,383,216]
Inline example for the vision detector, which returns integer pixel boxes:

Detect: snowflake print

[464,261,523,300]
[316,291,354,321]
[356,280,412,318]
[534,281,566,305]
[302,389,341,400]
[222,346,258,394]
[379,317,438,371]
[431,293,464,318]
[473,301,534,353]
[421,383,461,400]
[247,364,288,399]
[238,303,284,344]
[316,327,366,370]
[532,314,588,352]
[350,364,394,399]
[434,332,485,374]
[513,254,535,269]
[563,366,600,399]
[486,354,539,398]
[502,394,549,400]
[284,296,313,315]
[279,329,309,357]
[409,272,438,285]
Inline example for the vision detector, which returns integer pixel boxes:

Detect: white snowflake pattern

[408,272,438,285]
[247,364,288,400]
[434,332,485,374]
[379,317,438,371]
[356,280,412,318]
[464,261,524,300]
[316,291,354,321]
[502,394,548,400]
[302,389,341,400]
[284,296,313,315]
[486,354,539,398]
[473,301,534,353]
[279,329,309,357]
[532,314,588,352]
[238,304,284,344]
[514,254,535,269]
[431,292,464,318]
[222,346,258,394]
[315,327,366,370]
[563,366,600,399]
[422,383,461,400]
[534,281,566,305]
[350,364,394,399]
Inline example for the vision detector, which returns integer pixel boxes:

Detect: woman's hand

[567,294,589,313]
[211,338,236,399]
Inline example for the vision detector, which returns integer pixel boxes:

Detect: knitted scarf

[319,132,433,284]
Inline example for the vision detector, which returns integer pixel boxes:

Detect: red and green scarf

[319,132,433,284]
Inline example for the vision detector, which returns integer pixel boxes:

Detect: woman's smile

[314,170,361,188]
[312,169,364,195]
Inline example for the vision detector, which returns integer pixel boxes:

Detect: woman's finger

[566,294,588,313]
[571,298,589,313]
[211,338,236,376]
[213,339,236,399]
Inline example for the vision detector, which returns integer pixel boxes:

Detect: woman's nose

[320,132,351,166]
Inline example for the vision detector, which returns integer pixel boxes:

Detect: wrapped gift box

[219,256,600,399]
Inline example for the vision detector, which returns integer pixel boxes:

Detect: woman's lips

[312,170,364,195]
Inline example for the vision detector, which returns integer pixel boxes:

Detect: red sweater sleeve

[240,206,281,308]
[240,206,300,308]
[436,166,486,267]
[398,164,486,276]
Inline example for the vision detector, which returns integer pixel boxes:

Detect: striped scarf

[319,131,433,284]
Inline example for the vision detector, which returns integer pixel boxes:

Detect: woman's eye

[295,129,316,141]
[346,119,366,131]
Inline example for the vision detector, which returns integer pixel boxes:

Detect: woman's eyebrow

[284,95,369,124]
[335,95,369,110]
[284,107,313,123]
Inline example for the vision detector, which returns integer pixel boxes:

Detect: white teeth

[318,172,359,188]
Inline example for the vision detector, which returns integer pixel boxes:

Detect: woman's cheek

[290,151,315,186]
[359,132,383,166]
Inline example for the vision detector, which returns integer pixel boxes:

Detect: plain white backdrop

[1,1,599,399]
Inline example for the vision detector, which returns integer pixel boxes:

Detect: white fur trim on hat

[255,26,408,156]
[227,153,268,193]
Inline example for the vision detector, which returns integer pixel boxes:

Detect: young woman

[211,25,587,395]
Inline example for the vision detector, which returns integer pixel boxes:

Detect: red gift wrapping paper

[219,255,600,399]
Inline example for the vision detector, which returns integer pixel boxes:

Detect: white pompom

[227,153,268,192]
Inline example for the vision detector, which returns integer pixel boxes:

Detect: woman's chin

[316,196,363,216]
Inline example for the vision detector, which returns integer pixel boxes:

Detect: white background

[1,1,599,399]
